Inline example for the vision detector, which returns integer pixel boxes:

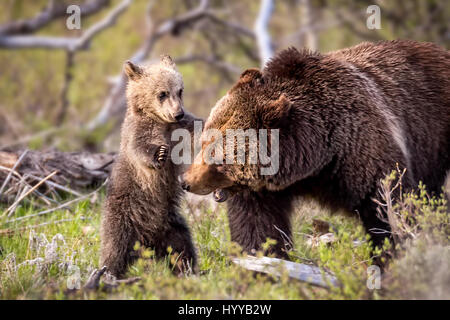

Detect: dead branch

[233,255,338,288]
[56,50,75,126]
[0,150,115,205]
[83,266,141,291]
[254,0,274,67]
[300,0,318,51]
[0,0,110,36]
[175,54,241,76]
[5,180,107,224]
[28,174,83,197]
[0,0,132,50]
[3,170,58,217]
[373,167,419,245]
[204,13,255,39]
[0,150,28,197]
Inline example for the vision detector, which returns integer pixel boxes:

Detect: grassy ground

[0,181,449,300]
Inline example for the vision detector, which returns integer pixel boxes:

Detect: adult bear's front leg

[226,188,294,259]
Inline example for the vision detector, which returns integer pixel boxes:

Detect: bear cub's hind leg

[155,211,197,275]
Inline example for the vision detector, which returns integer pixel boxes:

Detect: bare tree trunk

[254,0,274,67]
[301,0,318,51]
[55,50,75,126]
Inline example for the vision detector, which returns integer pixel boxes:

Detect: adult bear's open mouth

[213,189,228,202]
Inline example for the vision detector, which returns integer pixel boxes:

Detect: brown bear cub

[100,56,199,277]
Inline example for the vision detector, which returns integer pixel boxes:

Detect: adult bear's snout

[179,176,190,191]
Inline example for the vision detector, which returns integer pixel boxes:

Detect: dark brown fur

[101,57,200,277]
[183,40,450,257]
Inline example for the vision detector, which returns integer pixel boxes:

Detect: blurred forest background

[0,0,449,153]
[0,0,449,300]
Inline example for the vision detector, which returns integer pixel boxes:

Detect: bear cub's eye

[178,89,183,97]
[158,91,168,102]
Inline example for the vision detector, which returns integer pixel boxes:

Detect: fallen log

[0,149,115,203]
[232,255,338,288]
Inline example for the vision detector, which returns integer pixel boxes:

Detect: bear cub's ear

[160,54,176,69]
[260,93,292,128]
[124,61,143,80]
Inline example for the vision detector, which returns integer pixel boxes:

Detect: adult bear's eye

[158,91,168,102]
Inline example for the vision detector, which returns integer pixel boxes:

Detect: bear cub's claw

[155,145,169,168]
[84,266,141,291]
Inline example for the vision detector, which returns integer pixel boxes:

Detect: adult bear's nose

[178,176,190,191]
[181,181,190,191]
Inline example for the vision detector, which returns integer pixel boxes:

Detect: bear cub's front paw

[154,145,169,169]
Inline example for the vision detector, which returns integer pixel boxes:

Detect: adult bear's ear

[239,68,264,85]
[260,93,292,128]
[124,61,143,80]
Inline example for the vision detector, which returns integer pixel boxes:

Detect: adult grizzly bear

[182,40,450,258]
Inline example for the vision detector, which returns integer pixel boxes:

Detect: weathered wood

[0,149,115,203]
[0,0,110,36]
[232,255,338,288]
[83,266,141,291]
[0,0,132,50]
[254,0,274,67]
[0,151,18,168]
[3,170,57,217]
[0,150,27,197]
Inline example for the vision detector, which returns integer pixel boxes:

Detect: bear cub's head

[124,55,185,123]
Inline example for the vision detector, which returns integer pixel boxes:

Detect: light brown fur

[100,56,200,277]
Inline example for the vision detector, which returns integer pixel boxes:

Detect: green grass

[0,183,448,300]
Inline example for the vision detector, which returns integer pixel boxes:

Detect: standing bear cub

[101,56,199,277]
[182,40,450,258]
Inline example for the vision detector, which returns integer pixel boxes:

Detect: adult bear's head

[181,68,292,198]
